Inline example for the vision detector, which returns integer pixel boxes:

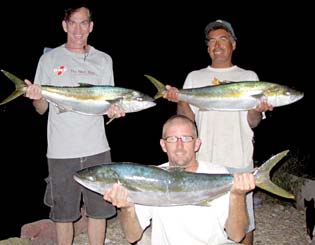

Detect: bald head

[162,115,198,139]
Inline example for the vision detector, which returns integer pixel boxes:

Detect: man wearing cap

[163,19,273,244]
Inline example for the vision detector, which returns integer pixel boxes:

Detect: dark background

[0,1,312,239]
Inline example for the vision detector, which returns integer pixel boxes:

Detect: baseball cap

[204,19,237,40]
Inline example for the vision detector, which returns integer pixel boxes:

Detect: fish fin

[195,198,216,206]
[107,98,123,104]
[194,200,212,206]
[219,80,233,84]
[44,98,66,114]
[0,90,25,105]
[0,70,27,105]
[255,150,295,199]
[212,79,235,85]
[49,101,70,114]
[257,180,295,199]
[106,116,116,125]
[161,166,185,172]
[212,79,233,85]
[78,83,94,87]
[56,106,68,114]
[144,74,166,100]
[251,93,265,100]
[203,201,212,206]
[196,192,227,206]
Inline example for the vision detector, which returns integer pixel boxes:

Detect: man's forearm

[247,109,262,128]
[33,98,48,115]
[120,206,143,243]
[177,101,195,121]
[225,193,248,242]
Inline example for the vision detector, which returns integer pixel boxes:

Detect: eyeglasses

[163,135,194,143]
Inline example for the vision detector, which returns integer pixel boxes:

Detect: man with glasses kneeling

[104,115,255,245]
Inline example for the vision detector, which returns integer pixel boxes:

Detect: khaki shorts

[44,151,116,222]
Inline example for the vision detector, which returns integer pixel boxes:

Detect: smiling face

[160,116,201,171]
[206,29,236,68]
[62,7,94,51]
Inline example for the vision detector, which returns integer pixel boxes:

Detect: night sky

[0,1,312,239]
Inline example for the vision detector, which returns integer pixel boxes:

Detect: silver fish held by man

[73,150,294,206]
[0,70,156,115]
[145,75,304,111]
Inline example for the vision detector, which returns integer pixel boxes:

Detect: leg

[83,152,116,244]
[242,231,253,245]
[88,218,106,245]
[56,222,74,245]
[45,158,82,245]
[242,191,254,245]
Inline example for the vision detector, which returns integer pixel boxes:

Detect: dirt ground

[73,191,312,245]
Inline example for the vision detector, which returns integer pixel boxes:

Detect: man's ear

[62,20,67,33]
[89,21,94,33]
[194,138,202,152]
[160,139,167,153]
[232,41,236,51]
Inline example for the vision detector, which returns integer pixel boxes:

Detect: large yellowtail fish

[0,70,156,115]
[73,150,294,206]
[145,75,304,111]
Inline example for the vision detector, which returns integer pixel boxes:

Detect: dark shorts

[44,151,116,222]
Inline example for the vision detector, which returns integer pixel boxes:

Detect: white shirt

[135,161,238,245]
[183,65,259,168]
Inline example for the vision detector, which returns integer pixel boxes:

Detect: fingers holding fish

[104,183,133,209]
[231,172,256,196]
[255,99,273,112]
[107,104,126,119]
[25,80,43,100]
[163,85,179,102]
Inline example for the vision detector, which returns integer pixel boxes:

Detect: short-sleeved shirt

[183,65,259,168]
[135,161,238,245]
[34,45,114,158]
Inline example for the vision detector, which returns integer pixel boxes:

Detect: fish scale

[73,150,295,207]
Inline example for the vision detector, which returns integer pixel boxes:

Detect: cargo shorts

[44,151,116,222]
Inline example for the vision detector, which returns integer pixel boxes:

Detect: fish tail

[255,150,295,199]
[144,75,166,99]
[0,70,27,105]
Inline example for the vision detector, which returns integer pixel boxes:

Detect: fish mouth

[291,93,304,103]
[143,101,156,109]
[73,174,82,184]
[148,101,156,107]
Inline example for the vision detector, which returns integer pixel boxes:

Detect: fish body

[145,75,304,111]
[0,70,156,115]
[73,150,294,206]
